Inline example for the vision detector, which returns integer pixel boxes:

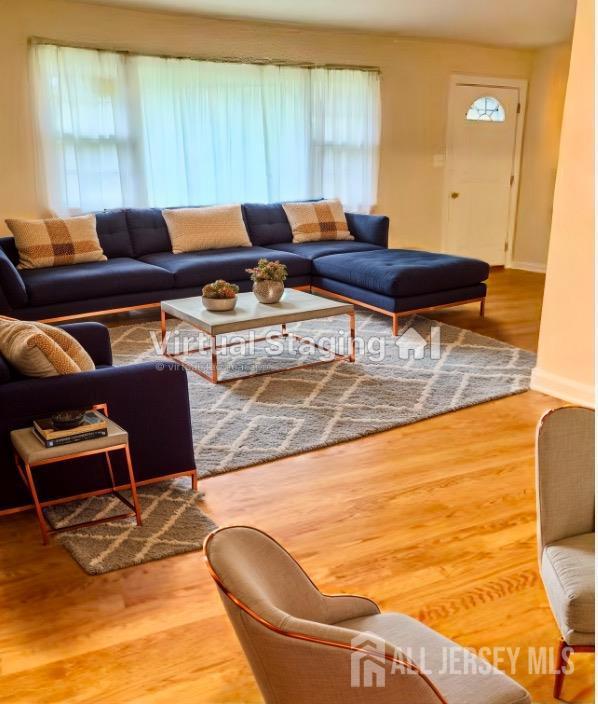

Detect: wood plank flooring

[0,268,594,703]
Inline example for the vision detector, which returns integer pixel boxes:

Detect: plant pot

[253,281,284,304]
[202,296,237,312]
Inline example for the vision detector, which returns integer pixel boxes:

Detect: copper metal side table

[11,416,142,545]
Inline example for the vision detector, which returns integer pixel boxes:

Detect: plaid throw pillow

[282,199,353,243]
[5,214,106,270]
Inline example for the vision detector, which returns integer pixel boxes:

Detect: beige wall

[531,0,594,406]
[513,43,570,269]
[0,0,566,258]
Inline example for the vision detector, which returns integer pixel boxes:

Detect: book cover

[33,410,108,441]
[33,427,108,449]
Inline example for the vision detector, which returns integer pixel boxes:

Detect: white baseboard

[530,367,595,407]
[509,260,547,273]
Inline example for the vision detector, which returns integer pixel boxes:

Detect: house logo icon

[396,325,441,360]
[350,633,387,688]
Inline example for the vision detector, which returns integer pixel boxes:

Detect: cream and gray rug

[109,311,536,477]
[46,482,217,575]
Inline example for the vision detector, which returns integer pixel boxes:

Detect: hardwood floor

[0,269,593,703]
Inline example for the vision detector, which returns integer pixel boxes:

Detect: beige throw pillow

[162,205,251,254]
[0,317,95,377]
[5,214,106,270]
[282,199,353,243]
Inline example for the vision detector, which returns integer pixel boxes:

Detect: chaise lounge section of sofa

[0,203,489,333]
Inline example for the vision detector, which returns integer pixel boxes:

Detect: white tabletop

[161,289,353,335]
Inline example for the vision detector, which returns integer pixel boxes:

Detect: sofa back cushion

[95,210,134,258]
[0,237,19,265]
[242,203,294,247]
[126,208,172,257]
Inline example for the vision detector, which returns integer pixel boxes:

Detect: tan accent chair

[205,526,531,704]
[536,406,595,700]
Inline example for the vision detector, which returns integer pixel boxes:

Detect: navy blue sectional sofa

[0,322,196,514]
[0,203,489,333]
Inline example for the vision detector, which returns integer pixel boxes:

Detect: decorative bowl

[253,281,284,304]
[202,296,237,312]
[51,409,86,430]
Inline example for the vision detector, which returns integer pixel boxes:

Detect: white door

[444,83,522,265]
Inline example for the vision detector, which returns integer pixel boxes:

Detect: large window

[32,44,381,215]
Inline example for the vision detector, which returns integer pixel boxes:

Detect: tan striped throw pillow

[0,317,95,377]
[282,199,354,243]
[162,205,251,254]
[6,214,106,270]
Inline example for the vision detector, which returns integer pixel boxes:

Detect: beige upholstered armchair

[204,526,531,704]
[536,406,595,700]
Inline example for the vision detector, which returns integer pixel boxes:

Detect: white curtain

[32,44,380,215]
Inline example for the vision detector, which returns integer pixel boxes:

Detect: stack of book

[33,411,108,448]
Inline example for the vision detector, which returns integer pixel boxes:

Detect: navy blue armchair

[0,322,197,514]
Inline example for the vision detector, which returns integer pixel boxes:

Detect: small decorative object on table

[246,258,288,304]
[35,409,108,448]
[51,408,87,430]
[201,280,239,311]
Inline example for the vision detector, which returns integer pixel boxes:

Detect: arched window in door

[466,96,506,122]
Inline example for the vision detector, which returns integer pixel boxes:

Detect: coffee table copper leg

[160,309,167,353]
[281,322,287,337]
[210,335,218,383]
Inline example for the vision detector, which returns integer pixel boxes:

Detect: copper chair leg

[553,639,570,700]
[392,314,399,337]
[480,298,486,317]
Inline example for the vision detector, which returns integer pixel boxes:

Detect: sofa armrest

[59,322,113,366]
[0,244,27,312]
[0,361,196,510]
[345,212,389,248]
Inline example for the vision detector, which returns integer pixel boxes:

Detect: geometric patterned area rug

[110,311,536,479]
[45,482,217,575]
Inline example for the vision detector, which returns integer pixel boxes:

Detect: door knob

[450,192,460,199]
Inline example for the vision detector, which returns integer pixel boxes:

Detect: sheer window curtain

[32,44,381,215]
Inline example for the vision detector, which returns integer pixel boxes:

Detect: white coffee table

[160,289,355,383]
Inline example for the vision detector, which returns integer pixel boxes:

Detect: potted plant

[246,258,288,304]
[201,280,239,311]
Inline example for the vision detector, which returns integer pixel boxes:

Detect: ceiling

[69,0,576,48]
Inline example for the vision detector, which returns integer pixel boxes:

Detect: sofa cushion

[141,247,310,288]
[6,214,107,270]
[0,317,94,378]
[268,241,383,260]
[283,199,353,243]
[21,258,174,306]
[541,533,595,644]
[163,205,251,253]
[313,249,490,297]
[337,613,531,704]
[242,203,294,247]
[95,209,134,258]
[126,208,172,257]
